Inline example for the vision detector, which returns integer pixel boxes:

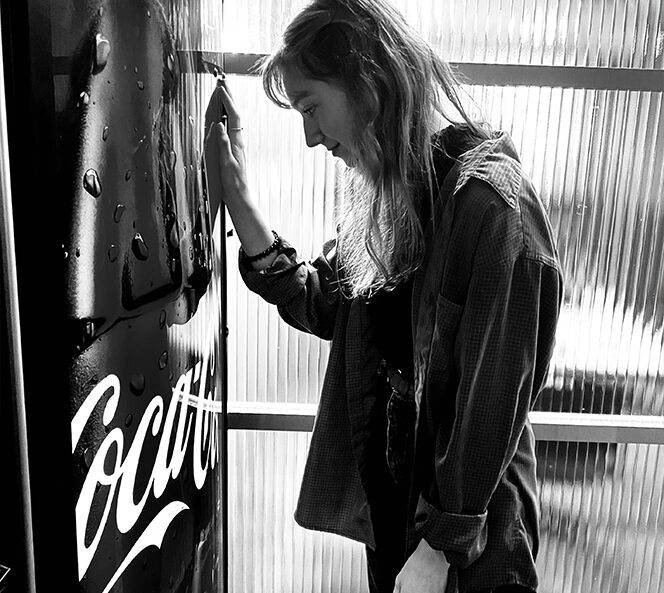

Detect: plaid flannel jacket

[240,129,563,592]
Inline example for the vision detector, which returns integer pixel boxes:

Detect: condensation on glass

[51,0,225,591]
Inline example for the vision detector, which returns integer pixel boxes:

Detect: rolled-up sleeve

[239,237,341,340]
[416,254,561,567]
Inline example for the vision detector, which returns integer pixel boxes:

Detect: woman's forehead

[281,65,319,105]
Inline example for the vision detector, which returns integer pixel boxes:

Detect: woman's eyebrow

[290,91,312,109]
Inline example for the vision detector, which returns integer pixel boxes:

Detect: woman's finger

[217,83,243,129]
[204,85,224,131]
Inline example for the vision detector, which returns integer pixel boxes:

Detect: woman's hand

[203,77,249,209]
[394,538,450,593]
[202,77,278,265]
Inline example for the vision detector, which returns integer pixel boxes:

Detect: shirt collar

[452,131,522,209]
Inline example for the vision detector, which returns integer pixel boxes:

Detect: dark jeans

[363,374,412,593]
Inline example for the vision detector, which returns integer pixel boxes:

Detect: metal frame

[0,14,36,593]
[228,405,664,445]
[51,51,664,92]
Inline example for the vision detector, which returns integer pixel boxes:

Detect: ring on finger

[229,126,243,131]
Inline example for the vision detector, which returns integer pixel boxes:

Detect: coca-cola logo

[71,353,220,593]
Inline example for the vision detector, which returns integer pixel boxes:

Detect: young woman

[203,1,563,592]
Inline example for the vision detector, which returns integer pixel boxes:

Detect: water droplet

[108,244,119,262]
[158,351,168,370]
[137,80,145,91]
[159,309,167,329]
[132,233,149,260]
[113,204,126,222]
[147,9,151,17]
[102,126,109,141]
[78,91,90,108]
[94,34,111,72]
[134,66,139,74]
[170,150,177,166]
[168,224,179,249]
[84,320,95,340]
[169,258,178,273]
[167,53,175,76]
[188,115,195,127]
[64,250,69,259]
[125,169,132,181]
[129,373,145,395]
[124,414,133,427]
[83,168,102,197]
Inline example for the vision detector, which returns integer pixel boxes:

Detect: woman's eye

[302,106,316,116]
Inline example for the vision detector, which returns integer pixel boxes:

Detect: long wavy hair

[259,0,489,297]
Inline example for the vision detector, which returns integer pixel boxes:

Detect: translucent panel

[228,433,664,593]
[464,85,664,415]
[222,0,664,69]
[225,75,338,404]
[537,441,664,593]
[226,75,664,416]
[227,430,369,593]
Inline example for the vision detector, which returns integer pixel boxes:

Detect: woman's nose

[303,118,323,148]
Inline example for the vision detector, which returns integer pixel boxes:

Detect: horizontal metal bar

[221,52,664,92]
[228,405,664,444]
[529,412,664,444]
[52,51,664,92]
[228,402,316,431]
[453,62,664,92]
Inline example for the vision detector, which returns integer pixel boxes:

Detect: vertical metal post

[0,15,36,593]
[219,4,230,589]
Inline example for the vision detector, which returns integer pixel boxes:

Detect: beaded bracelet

[242,230,281,264]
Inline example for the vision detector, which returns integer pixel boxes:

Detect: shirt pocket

[426,294,464,395]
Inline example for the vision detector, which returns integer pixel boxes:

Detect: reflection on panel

[225,75,337,404]
[537,441,664,593]
[227,430,369,593]
[222,0,664,69]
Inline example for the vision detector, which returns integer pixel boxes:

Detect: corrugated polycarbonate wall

[221,0,664,69]
[217,0,664,592]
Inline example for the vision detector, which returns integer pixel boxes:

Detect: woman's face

[281,64,357,167]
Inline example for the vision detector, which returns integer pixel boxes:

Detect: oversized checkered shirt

[240,129,563,592]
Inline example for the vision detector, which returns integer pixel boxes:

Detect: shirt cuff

[415,495,488,568]
[238,239,308,307]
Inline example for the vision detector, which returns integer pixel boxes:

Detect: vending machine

[0,1,226,592]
